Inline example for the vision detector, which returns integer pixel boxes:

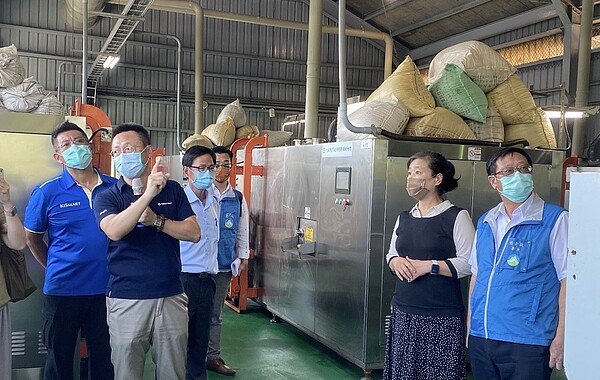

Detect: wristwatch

[3,205,17,217]
[153,215,166,232]
[430,260,440,275]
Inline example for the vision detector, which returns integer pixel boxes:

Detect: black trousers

[181,272,216,380]
[42,294,113,380]
[468,335,552,380]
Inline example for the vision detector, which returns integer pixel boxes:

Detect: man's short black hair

[112,123,151,146]
[212,146,233,160]
[486,147,533,176]
[51,121,87,150]
[182,145,216,167]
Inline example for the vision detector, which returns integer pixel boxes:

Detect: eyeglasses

[215,163,232,169]
[57,137,89,152]
[492,165,533,177]
[188,165,215,173]
[110,145,146,158]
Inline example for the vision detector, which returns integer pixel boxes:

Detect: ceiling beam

[410,4,558,60]
[315,0,410,57]
[363,0,413,21]
[391,0,492,37]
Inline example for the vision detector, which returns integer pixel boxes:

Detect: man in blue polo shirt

[93,123,200,380]
[179,145,220,380]
[25,121,116,380]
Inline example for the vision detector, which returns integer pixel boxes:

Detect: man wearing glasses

[93,123,200,380]
[205,146,249,376]
[24,121,116,380]
[467,147,568,380]
[179,145,220,380]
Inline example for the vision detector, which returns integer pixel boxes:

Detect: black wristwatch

[430,260,440,275]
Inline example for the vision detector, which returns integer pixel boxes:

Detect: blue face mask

[61,144,92,170]
[114,149,148,179]
[499,172,534,203]
[193,170,215,190]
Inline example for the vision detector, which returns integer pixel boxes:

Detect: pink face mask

[406,177,429,200]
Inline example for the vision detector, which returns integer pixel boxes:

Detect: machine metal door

[1,115,64,379]
[315,141,375,363]
[276,145,322,332]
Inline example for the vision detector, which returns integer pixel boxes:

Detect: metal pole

[82,0,88,104]
[134,31,183,151]
[304,0,323,138]
[571,0,593,156]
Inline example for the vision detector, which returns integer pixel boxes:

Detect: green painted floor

[143,301,382,380]
[141,301,568,380]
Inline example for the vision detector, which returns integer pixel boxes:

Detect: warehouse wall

[0,0,386,153]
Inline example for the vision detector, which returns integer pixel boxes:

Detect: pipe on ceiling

[106,0,393,137]
[571,0,594,156]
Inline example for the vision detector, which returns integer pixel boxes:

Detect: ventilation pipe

[571,0,594,156]
[304,0,323,138]
[337,0,380,135]
[63,0,105,30]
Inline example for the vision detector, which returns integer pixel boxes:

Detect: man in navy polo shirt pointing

[93,123,200,380]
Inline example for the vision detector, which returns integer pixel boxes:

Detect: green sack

[429,63,488,123]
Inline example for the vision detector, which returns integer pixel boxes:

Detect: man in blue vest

[468,147,568,380]
[206,146,249,376]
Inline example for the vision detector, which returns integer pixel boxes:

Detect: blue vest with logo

[470,202,564,346]
[217,190,242,270]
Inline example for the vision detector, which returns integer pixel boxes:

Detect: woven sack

[235,125,260,140]
[504,108,557,149]
[216,99,247,127]
[182,134,214,149]
[201,117,236,147]
[428,40,516,93]
[1,79,46,112]
[32,93,67,115]
[487,74,537,125]
[465,107,504,142]
[0,44,26,88]
[429,63,488,123]
[366,56,435,117]
[259,130,292,147]
[404,107,476,140]
[336,98,409,141]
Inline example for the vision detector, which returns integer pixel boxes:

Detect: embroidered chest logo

[506,240,528,267]
[59,201,81,208]
[224,212,235,229]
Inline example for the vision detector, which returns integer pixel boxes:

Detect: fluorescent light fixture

[103,55,120,69]
[545,110,586,119]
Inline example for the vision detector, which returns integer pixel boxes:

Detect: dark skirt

[383,306,466,380]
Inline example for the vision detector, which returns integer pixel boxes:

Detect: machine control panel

[334,198,351,207]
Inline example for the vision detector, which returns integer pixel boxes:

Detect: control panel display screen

[335,167,351,194]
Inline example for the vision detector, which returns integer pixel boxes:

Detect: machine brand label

[322,142,353,157]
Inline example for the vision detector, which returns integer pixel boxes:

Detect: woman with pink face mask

[384,151,475,380]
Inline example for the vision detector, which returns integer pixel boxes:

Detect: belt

[182,272,213,279]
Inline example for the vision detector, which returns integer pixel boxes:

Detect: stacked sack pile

[183,99,291,149]
[339,40,556,149]
[0,44,66,116]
